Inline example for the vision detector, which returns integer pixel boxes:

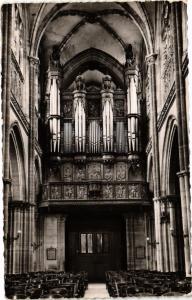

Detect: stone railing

[41,181,149,202]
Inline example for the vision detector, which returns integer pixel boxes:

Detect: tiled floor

[84,283,110,298]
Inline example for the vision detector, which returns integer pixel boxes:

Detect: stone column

[124,215,135,270]
[172,3,191,275]
[168,196,178,272]
[28,56,39,272]
[145,53,163,271]
[57,216,67,271]
[2,5,13,273]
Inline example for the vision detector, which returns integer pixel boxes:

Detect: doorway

[66,216,124,282]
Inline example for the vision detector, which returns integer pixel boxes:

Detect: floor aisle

[84,283,110,298]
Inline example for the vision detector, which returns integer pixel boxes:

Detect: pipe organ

[125,67,140,156]
[88,120,101,153]
[73,76,86,153]
[101,75,114,153]
[45,71,141,157]
[46,71,61,153]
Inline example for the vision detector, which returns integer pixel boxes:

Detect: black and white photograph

[1,1,192,299]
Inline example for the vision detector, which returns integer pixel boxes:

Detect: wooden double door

[66,216,124,282]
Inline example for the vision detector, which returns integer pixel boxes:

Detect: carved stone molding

[28,56,40,67]
[145,53,157,65]
[157,83,175,131]
[10,96,30,134]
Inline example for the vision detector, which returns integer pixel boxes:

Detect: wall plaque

[46,247,57,260]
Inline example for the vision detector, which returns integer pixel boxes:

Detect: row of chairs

[106,270,192,297]
[5,271,88,299]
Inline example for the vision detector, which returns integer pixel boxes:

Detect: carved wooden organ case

[42,55,149,203]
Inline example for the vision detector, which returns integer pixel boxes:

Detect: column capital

[153,196,162,202]
[145,53,158,65]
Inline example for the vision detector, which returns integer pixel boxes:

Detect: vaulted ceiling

[28,2,156,69]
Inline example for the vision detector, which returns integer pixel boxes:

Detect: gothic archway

[8,124,26,274]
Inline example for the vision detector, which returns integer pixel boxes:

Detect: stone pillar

[168,197,178,272]
[124,215,135,270]
[145,53,163,271]
[57,216,67,271]
[160,199,170,272]
[2,5,13,273]
[172,3,191,276]
[28,56,39,272]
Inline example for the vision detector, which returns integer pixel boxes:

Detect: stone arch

[29,3,154,57]
[9,123,26,201]
[35,156,42,201]
[161,116,178,195]
[61,48,124,89]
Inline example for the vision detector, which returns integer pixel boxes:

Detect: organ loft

[1,1,191,295]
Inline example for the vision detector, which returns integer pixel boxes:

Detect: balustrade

[41,182,149,202]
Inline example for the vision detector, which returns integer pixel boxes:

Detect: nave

[5,269,192,299]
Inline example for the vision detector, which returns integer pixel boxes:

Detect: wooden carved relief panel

[64,185,74,200]
[87,163,101,180]
[63,100,72,117]
[103,164,113,181]
[75,165,86,181]
[116,162,127,181]
[103,184,113,199]
[77,185,87,200]
[50,185,62,199]
[63,163,73,181]
[116,184,126,199]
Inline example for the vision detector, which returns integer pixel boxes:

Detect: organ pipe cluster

[46,71,61,153]
[125,67,140,157]
[73,76,86,153]
[101,75,114,153]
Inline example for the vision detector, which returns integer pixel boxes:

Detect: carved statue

[125,44,135,67]
[102,75,113,91]
[74,75,85,91]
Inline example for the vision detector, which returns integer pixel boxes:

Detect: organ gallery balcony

[40,181,151,207]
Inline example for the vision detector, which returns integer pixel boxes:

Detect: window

[79,233,109,254]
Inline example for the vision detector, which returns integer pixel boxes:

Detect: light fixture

[4,230,22,245]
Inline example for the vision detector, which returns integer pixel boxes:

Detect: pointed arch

[161,116,178,195]
[9,123,26,201]
[61,48,124,89]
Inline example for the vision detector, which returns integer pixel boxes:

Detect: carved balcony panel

[41,181,150,203]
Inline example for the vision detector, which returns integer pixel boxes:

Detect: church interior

[1,1,191,298]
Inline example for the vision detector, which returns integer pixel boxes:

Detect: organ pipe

[125,67,140,155]
[101,75,114,152]
[73,76,86,153]
[46,70,61,153]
